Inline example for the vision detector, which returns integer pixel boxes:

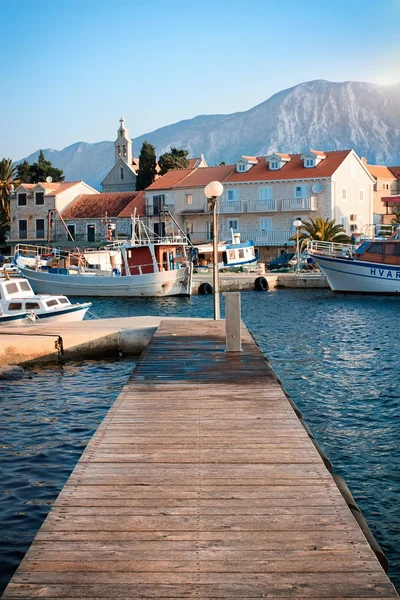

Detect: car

[267,253,295,271]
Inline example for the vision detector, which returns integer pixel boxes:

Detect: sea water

[0,289,399,591]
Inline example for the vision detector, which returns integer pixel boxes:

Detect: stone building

[9,181,98,245]
[144,149,375,262]
[57,191,146,246]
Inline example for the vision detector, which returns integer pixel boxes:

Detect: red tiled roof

[240,155,258,162]
[187,158,199,169]
[62,192,141,218]
[308,149,327,158]
[226,150,352,182]
[173,165,237,188]
[118,190,146,217]
[146,169,194,190]
[389,166,400,179]
[367,165,397,180]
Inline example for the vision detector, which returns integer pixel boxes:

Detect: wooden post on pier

[224,291,242,352]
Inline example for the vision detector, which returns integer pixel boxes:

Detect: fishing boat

[307,229,400,294]
[0,275,91,323]
[194,233,257,271]
[14,220,193,298]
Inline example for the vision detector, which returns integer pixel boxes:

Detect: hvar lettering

[370,268,400,279]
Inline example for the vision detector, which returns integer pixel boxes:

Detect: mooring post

[223,292,242,352]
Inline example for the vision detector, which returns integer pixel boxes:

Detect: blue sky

[1,0,399,160]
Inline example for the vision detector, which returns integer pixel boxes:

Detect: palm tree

[291,217,351,244]
[0,158,17,220]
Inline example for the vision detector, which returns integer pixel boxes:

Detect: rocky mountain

[19,80,400,189]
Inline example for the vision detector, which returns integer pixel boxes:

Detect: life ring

[198,282,213,295]
[255,276,268,291]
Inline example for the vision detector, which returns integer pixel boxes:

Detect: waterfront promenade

[2,319,398,598]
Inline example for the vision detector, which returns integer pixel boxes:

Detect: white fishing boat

[307,229,400,294]
[14,220,193,298]
[194,233,257,271]
[0,275,91,323]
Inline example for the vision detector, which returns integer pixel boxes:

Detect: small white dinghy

[0,274,91,325]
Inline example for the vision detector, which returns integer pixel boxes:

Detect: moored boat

[14,220,193,298]
[307,230,400,294]
[0,275,91,323]
[194,233,257,271]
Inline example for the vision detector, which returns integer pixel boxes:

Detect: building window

[123,145,127,156]
[228,220,239,231]
[270,161,279,170]
[206,221,213,241]
[185,194,193,205]
[35,192,44,205]
[87,224,96,242]
[18,219,27,240]
[186,221,193,234]
[237,163,246,172]
[120,167,124,180]
[36,219,45,239]
[67,224,76,240]
[295,185,305,198]
[118,145,121,156]
[18,193,27,206]
[359,189,364,202]
[259,186,272,200]
[227,189,239,201]
[260,218,272,233]
[341,188,347,200]
[305,158,314,167]
[152,194,166,216]
[383,183,389,190]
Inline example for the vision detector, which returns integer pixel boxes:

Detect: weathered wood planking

[2,319,398,599]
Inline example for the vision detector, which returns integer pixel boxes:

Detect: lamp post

[293,219,302,275]
[204,181,224,320]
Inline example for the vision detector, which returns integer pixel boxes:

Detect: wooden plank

[2,319,398,599]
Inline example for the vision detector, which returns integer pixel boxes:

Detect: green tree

[16,160,31,183]
[16,150,64,183]
[29,150,64,183]
[136,141,157,191]
[290,217,351,244]
[158,147,189,175]
[0,158,17,221]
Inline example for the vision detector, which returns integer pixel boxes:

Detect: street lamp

[293,219,302,276]
[204,181,224,320]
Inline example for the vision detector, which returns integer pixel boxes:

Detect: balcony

[252,199,277,212]
[146,204,175,217]
[219,201,243,214]
[281,197,317,211]
[237,230,294,245]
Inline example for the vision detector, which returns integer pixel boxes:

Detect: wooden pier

[3,319,398,598]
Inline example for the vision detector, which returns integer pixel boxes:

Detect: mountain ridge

[17,79,400,189]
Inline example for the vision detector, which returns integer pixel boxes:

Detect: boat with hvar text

[307,230,400,294]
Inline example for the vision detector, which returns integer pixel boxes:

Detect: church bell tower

[115,117,132,166]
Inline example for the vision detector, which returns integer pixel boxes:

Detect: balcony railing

[146,204,175,217]
[281,197,317,211]
[219,201,243,214]
[230,230,294,245]
[252,199,277,212]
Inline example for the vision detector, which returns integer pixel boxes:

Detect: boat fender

[333,474,360,513]
[299,418,315,440]
[198,282,213,295]
[255,276,268,291]
[350,508,389,572]
[309,437,333,473]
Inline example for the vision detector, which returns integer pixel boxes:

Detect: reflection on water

[0,359,135,593]
[0,289,399,592]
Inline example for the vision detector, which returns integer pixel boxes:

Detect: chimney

[361,157,367,165]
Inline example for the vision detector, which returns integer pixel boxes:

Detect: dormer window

[236,156,258,173]
[266,152,291,171]
[238,163,246,172]
[301,149,326,168]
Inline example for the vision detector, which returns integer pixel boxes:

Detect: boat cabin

[0,277,71,313]
[355,239,400,265]
[121,244,189,276]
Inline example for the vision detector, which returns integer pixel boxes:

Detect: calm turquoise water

[0,289,399,592]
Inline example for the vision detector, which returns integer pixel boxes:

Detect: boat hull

[0,313,29,327]
[309,252,400,294]
[19,267,192,297]
[34,304,91,323]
